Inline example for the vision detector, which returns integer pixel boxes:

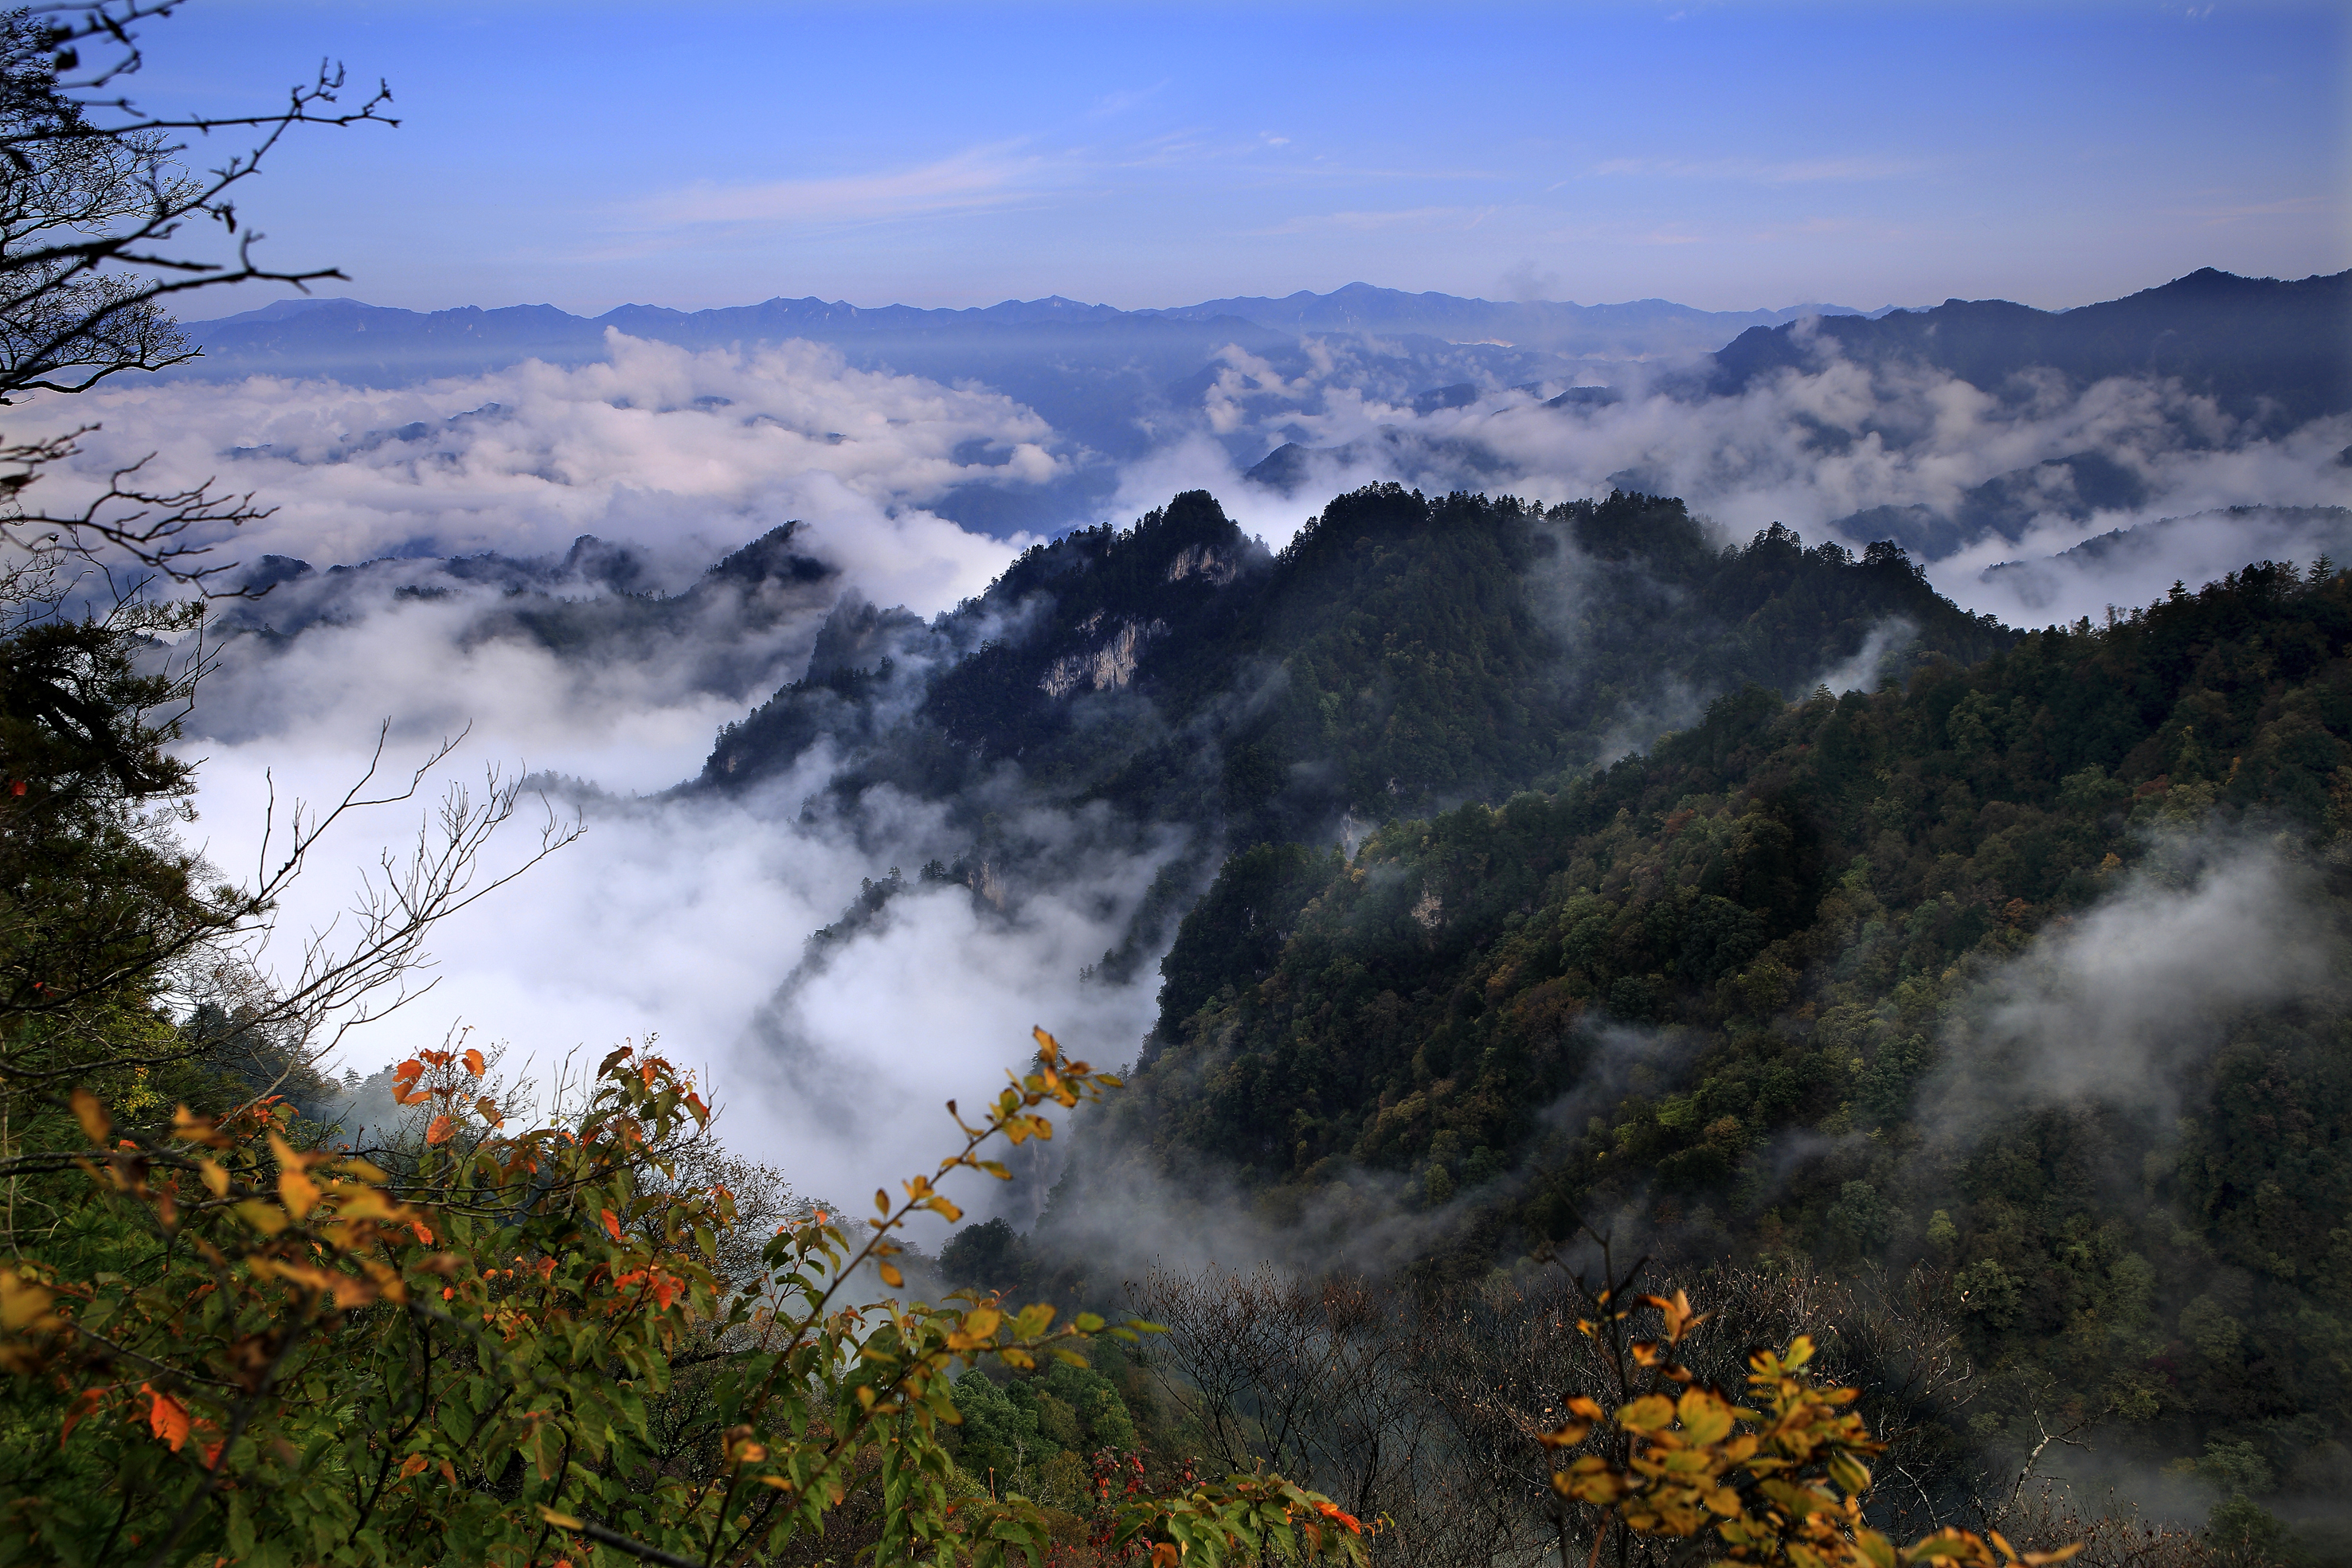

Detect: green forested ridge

[1066,559,2352,1509]
[702,485,2010,854]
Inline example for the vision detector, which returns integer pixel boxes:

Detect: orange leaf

[143,1384,191,1452]
[391,1061,429,1106]
[601,1210,622,1242]
[398,1453,429,1480]
[462,1046,485,1077]
[425,1116,453,1146]
[60,1388,104,1446]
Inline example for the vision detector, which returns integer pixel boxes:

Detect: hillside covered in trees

[700,486,2013,980]
[1029,557,2352,1549]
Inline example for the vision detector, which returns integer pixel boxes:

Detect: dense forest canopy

[1031,557,2352,1556]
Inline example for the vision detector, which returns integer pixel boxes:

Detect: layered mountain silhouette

[1710,267,2352,427]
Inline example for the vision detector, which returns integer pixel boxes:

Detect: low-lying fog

[18,325,2346,1210]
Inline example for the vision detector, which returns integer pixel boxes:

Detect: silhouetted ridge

[1709,267,2352,427]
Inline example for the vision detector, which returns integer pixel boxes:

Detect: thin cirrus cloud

[2167,194,2333,227]
[1579,154,1929,185]
[1261,205,1504,236]
[637,143,1049,230]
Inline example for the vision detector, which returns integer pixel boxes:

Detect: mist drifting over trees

[2,2,2350,1564]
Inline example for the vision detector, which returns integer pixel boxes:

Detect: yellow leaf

[1538,1423,1591,1449]
[68,1089,108,1147]
[1677,1389,1736,1445]
[334,1187,399,1221]
[236,1200,289,1236]
[279,1168,322,1222]
[961,1306,1002,1339]
[878,1263,904,1288]
[0,1270,56,1331]
[170,1105,226,1146]
[1829,1451,1873,1497]
[196,1159,230,1198]
[1032,1026,1060,1062]
[1560,1468,1626,1503]
[1618,1394,1677,1432]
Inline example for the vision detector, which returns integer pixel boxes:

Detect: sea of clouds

[10,324,2347,1214]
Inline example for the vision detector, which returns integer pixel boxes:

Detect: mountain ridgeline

[699,486,2007,858]
[1710,267,2352,430]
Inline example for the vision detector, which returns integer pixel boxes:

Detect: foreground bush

[0,1030,1365,1568]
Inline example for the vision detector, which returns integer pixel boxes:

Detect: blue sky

[143,2,2346,316]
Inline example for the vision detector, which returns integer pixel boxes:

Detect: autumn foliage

[0,1029,1368,1567]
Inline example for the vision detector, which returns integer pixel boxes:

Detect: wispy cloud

[2162,194,2330,227]
[1582,154,1925,185]
[640,143,1043,228]
[1090,82,1168,118]
[1259,205,1501,235]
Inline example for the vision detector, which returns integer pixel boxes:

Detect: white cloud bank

[36,326,2339,1217]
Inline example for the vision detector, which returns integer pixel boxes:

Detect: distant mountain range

[170,268,2351,547]
[174,283,1884,389]
[1709,267,2352,429]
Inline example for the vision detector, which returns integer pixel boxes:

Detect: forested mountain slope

[699,487,2010,863]
[1060,561,2352,1496]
